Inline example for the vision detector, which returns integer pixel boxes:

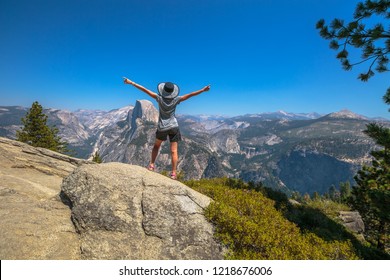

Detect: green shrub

[292,199,389,259]
[186,178,358,260]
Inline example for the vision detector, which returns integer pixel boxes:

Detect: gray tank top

[156,95,181,131]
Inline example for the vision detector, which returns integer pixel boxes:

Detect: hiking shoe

[147,164,155,171]
[170,172,177,180]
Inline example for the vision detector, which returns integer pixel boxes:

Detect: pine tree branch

[349,55,379,67]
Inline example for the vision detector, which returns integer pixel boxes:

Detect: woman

[123,77,210,179]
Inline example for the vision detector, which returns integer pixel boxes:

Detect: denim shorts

[156,127,182,142]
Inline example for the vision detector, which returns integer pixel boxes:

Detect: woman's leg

[170,141,178,176]
[149,139,163,169]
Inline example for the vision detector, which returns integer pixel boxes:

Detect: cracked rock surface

[0,137,90,259]
[61,162,224,260]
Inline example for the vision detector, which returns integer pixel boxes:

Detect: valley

[0,104,387,195]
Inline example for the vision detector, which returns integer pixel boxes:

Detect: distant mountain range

[1,103,388,195]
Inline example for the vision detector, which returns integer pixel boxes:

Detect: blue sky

[0,0,389,119]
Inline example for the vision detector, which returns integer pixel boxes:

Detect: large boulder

[61,162,224,260]
[339,211,365,234]
[0,137,90,259]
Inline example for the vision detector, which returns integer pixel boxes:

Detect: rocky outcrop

[131,100,159,126]
[339,211,365,234]
[0,137,91,259]
[0,137,223,260]
[61,163,224,260]
[127,100,158,145]
[46,109,90,144]
[96,100,158,164]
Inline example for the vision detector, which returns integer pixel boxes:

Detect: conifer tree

[303,193,311,202]
[16,101,68,153]
[312,191,321,201]
[317,1,390,252]
[350,124,389,251]
[316,0,390,107]
[340,181,352,202]
[92,151,103,163]
[328,185,338,201]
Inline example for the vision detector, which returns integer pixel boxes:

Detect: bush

[186,178,358,260]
